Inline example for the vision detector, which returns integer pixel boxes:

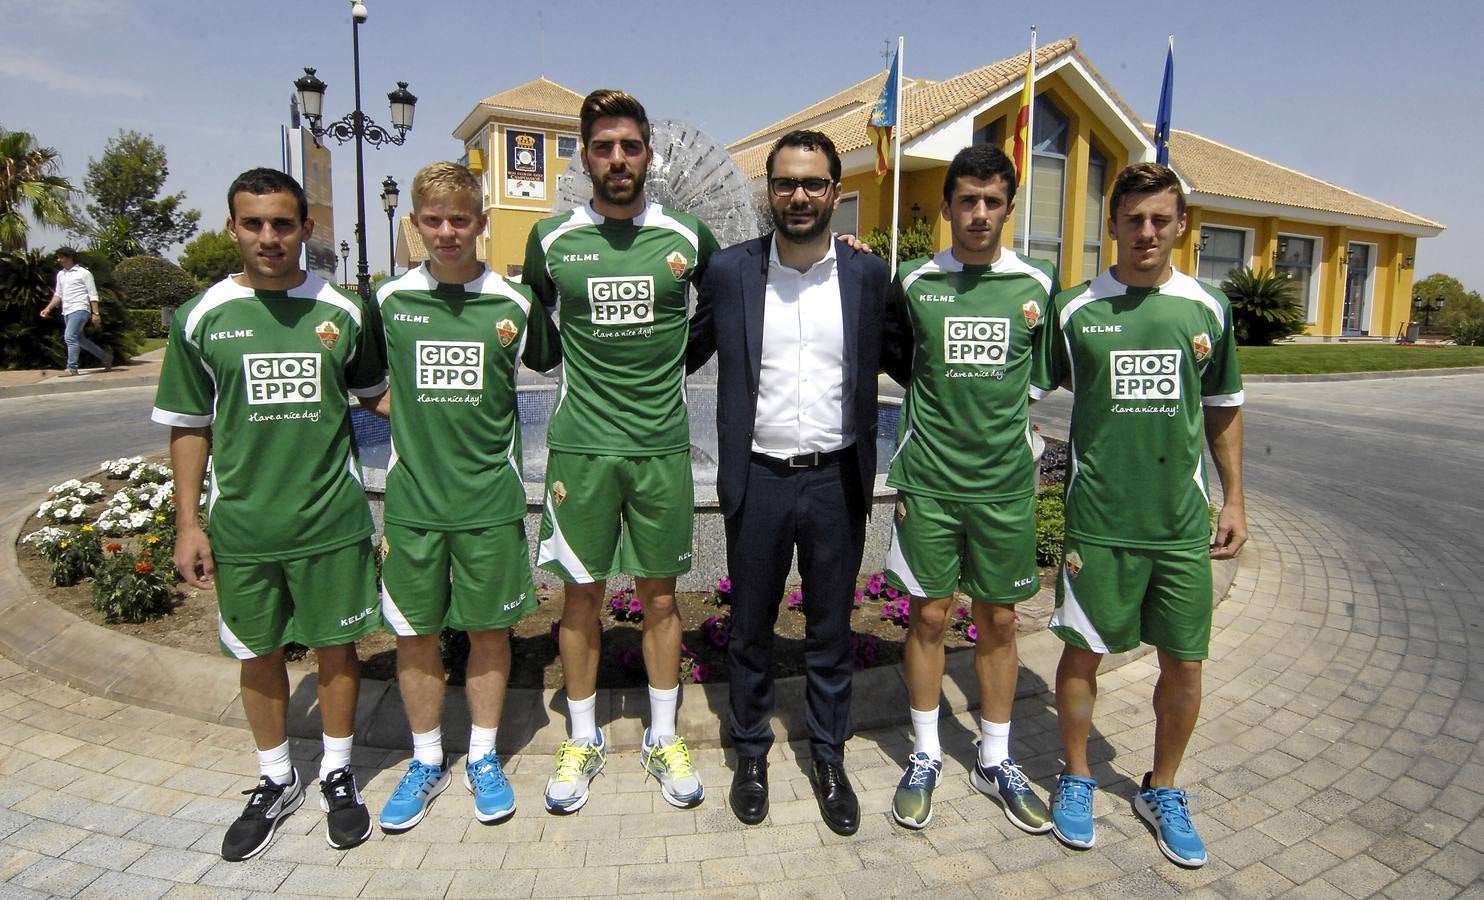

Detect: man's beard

[591,165,647,208]
[771,202,832,243]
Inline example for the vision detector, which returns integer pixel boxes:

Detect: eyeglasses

[768,177,834,198]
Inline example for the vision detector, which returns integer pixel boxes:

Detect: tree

[114,256,198,309]
[1412,273,1484,327]
[1221,266,1306,346]
[0,129,76,251]
[178,228,239,286]
[74,130,199,257]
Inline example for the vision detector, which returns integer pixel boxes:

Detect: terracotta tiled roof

[730,38,1079,178]
[1168,129,1443,229]
[477,77,582,119]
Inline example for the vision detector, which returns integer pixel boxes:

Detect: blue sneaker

[465,751,516,823]
[1135,772,1206,868]
[1050,773,1097,849]
[891,751,942,830]
[378,759,449,832]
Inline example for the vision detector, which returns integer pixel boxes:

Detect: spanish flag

[1012,28,1037,182]
[868,47,900,184]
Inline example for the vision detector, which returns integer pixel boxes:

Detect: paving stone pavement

[2,483,1482,899]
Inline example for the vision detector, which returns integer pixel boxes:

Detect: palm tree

[1220,266,1305,346]
[0,129,76,251]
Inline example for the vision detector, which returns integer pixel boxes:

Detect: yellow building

[438,41,1442,339]
[730,37,1444,340]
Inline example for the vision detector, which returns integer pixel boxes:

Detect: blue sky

[4,0,1479,291]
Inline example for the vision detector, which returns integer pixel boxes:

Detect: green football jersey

[523,202,718,456]
[1030,268,1244,549]
[151,275,387,563]
[887,248,1058,501]
[374,264,558,530]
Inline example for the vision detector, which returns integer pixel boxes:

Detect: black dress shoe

[810,759,859,836]
[729,755,768,825]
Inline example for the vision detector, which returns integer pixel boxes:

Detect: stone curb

[0,371,160,399]
[0,495,1238,756]
[1243,364,1484,383]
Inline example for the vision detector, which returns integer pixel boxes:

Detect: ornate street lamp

[294,0,416,298]
[380,175,399,278]
[338,239,350,288]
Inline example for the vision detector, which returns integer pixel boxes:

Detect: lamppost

[1412,294,1445,327]
[338,240,350,288]
[293,0,416,298]
[380,175,399,278]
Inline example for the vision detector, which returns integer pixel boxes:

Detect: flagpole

[1021,25,1036,256]
[889,34,904,274]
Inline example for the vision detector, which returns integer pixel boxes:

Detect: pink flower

[691,663,708,683]
[885,587,900,600]
[786,590,803,609]
[966,624,978,643]
[628,597,643,614]
[717,577,732,593]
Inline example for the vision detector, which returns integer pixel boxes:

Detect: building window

[834,193,859,239]
[973,118,1003,147]
[1083,146,1107,279]
[1198,226,1248,284]
[557,135,577,159]
[1274,235,1319,321]
[1015,97,1069,270]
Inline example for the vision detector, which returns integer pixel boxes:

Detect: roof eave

[452,104,579,142]
[1189,191,1445,238]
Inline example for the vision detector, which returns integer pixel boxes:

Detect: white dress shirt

[752,238,852,458]
[54,265,99,315]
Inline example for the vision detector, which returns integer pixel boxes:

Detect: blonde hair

[411,161,481,210]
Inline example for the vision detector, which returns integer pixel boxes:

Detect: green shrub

[127,307,169,338]
[114,256,198,310]
[1221,266,1306,346]
[862,218,936,263]
[42,525,103,587]
[1451,317,1484,346]
[0,249,140,368]
[91,547,174,623]
[1035,485,1066,567]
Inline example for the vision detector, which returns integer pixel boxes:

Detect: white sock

[257,741,293,785]
[980,719,1012,766]
[910,706,941,761]
[320,733,354,781]
[468,726,498,762]
[568,692,597,742]
[411,727,443,768]
[648,684,679,741]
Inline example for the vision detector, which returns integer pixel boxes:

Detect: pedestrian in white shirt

[40,247,112,375]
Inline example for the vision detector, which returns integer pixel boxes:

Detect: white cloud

[0,49,146,99]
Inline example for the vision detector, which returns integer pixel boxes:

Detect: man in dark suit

[687,130,901,835]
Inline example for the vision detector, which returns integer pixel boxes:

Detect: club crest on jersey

[495,318,519,348]
[552,481,567,506]
[315,320,340,350]
[1064,550,1083,578]
[666,251,688,281]
[1191,331,1212,364]
[1022,299,1042,331]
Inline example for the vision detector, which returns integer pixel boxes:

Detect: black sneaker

[221,771,304,861]
[318,766,372,850]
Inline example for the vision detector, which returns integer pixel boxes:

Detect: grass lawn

[1237,343,1484,375]
[135,337,166,354]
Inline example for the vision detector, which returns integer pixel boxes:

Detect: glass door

[1341,243,1371,335]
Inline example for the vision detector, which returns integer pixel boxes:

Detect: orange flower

[139,549,153,559]
[145,535,161,545]
[134,562,154,575]
[105,543,123,555]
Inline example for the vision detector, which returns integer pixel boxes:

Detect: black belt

[751,447,849,469]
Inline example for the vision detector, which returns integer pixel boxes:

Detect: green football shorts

[1050,539,1213,660]
[215,539,380,659]
[536,449,694,583]
[381,521,538,636]
[884,492,1039,603]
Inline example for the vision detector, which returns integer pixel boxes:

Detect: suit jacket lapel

[742,235,769,393]
[839,245,861,407]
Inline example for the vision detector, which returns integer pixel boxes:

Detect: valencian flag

[868,46,899,184]
[1153,36,1175,165]
[1012,28,1037,181]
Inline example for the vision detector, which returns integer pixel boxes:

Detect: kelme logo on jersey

[416,340,484,390]
[666,251,689,281]
[552,481,567,506]
[943,316,1010,366]
[315,320,340,350]
[588,275,654,325]
[243,353,321,405]
[1192,332,1212,364]
[1022,300,1042,331]
[1064,550,1083,578]
[1110,349,1182,400]
[495,318,519,348]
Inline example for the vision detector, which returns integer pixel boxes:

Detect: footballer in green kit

[368,162,559,831]
[882,145,1057,833]
[523,90,717,814]
[152,168,385,860]
[1029,163,1247,868]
